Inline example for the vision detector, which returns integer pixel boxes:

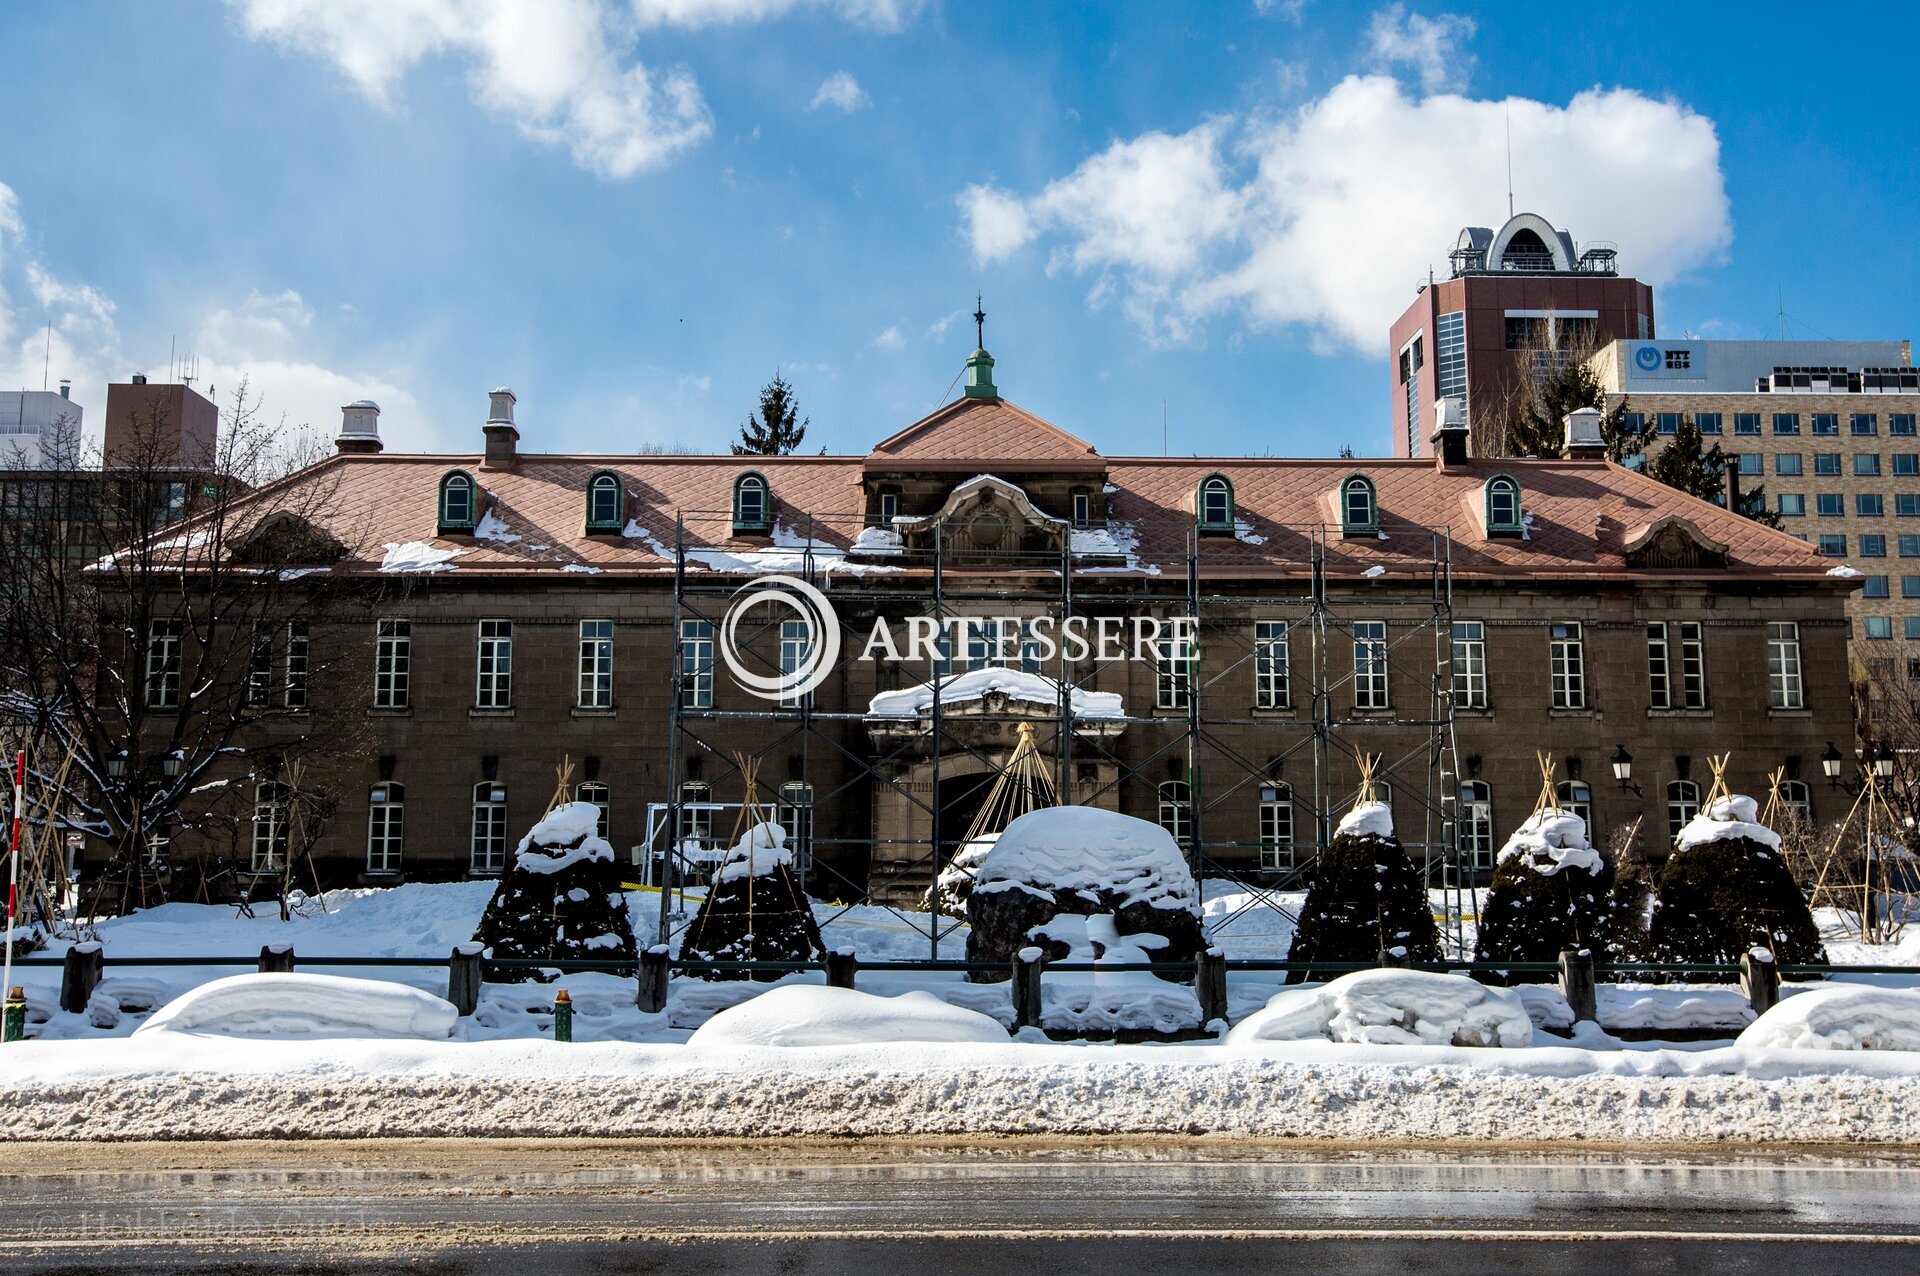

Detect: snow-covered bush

[686,985,1007,1047]
[1474,808,1612,978]
[135,973,458,1040]
[682,821,824,980]
[965,806,1204,983]
[472,802,638,982]
[922,832,997,916]
[1649,795,1825,968]
[1737,985,1920,1052]
[1286,800,1440,970]
[1228,969,1533,1048]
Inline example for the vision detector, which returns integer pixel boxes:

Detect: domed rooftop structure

[1449,213,1616,277]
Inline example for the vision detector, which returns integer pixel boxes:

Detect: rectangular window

[471,785,508,874]
[1259,786,1294,871]
[374,619,411,709]
[778,784,813,876]
[1908,619,1920,641]
[1817,535,1847,556]
[779,618,810,708]
[1676,621,1707,709]
[1619,411,1645,438]
[1775,454,1803,476]
[1815,453,1842,476]
[1768,622,1804,709]
[1866,616,1895,640]
[1156,628,1196,710]
[1860,494,1886,518]
[1071,491,1091,528]
[1158,783,1192,849]
[1862,535,1887,557]
[246,626,272,709]
[1696,412,1722,435]
[1816,493,1845,517]
[1435,312,1466,400]
[367,788,404,874]
[1734,413,1761,436]
[284,621,309,710]
[1812,413,1840,436]
[1353,620,1389,710]
[1863,576,1889,599]
[1902,535,1920,557]
[1777,493,1805,517]
[251,783,289,873]
[1254,621,1291,710]
[475,619,513,709]
[1772,413,1800,436]
[1656,412,1681,436]
[1900,495,1920,517]
[1550,622,1585,710]
[1451,620,1487,709]
[1504,316,1545,350]
[1856,454,1883,476]
[1736,453,1763,477]
[679,619,713,709]
[146,619,182,709]
[1904,576,1920,599]
[1853,413,1879,436]
[577,619,613,708]
[1892,414,1917,437]
[1896,454,1920,476]
[1646,621,1671,710]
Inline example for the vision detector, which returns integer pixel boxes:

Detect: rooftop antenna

[1505,105,1514,219]
[1778,287,1786,340]
[41,322,50,392]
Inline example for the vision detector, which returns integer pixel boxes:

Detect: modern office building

[0,384,83,469]
[1389,213,1656,460]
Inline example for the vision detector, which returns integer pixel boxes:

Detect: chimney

[131,373,148,385]
[1430,395,1469,469]
[57,380,70,400]
[1725,456,1742,515]
[482,387,518,470]
[1564,407,1606,460]
[336,399,383,455]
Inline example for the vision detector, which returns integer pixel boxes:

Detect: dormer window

[438,470,477,534]
[1197,474,1234,535]
[1340,475,1378,535]
[586,470,623,534]
[1071,487,1092,529]
[733,471,771,534]
[877,487,899,527]
[1484,475,1523,537]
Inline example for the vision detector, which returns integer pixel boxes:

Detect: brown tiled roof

[866,396,1105,472]
[202,396,1844,588]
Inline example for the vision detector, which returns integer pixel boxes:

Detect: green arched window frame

[585,470,624,534]
[733,471,772,534]
[1484,474,1523,536]
[1339,474,1378,535]
[1196,473,1234,534]
[438,469,478,534]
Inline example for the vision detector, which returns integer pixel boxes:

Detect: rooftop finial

[973,294,986,350]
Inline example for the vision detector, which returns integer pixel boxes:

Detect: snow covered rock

[686,986,1008,1047]
[1286,799,1440,970]
[1228,969,1534,1049]
[472,802,638,982]
[134,973,458,1040]
[682,821,824,980]
[1650,792,1824,968]
[1474,808,1612,977]
[965,807,1205,985]
[1738,985,1920,1052]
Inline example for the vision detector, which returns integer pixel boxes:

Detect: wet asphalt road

[0,1138,1915,1273]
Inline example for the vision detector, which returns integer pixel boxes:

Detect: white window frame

[1667,780,1701,839]
[1156,629,1195,710]
[284,620,309,710]
[1647,621,1672,710]
[779,618,811,708]
[679,619,714,709]
[374,618,411,709]
[471,782,508,874]
[1556,780,1592,833]
[1451,620,1486,709]
[1768,622,1805,709]
[1258,783,1293,870]
[1353,620,1388,710]
[251,781,289,874]
[1677,621,1707,710]
[1158,780,1192,849]
[577,619,614,709]
[146,618,182,709]
[246,625,272,709]
[575,780,610,840]
[476,619,513,709]
[1460,780,1494,869]
[1254,621,1291,710]
[779,781,814,876]
[367,783,404,874]
[1550,621,1586,710]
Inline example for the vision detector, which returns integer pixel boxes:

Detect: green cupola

[962,295,999,399]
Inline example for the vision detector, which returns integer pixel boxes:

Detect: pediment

[229,511,346,566]
[1623,516,1728,569]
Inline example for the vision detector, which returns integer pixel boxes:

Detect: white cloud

[1365,5,1475,94]
[631,0,914,31]
[961,76,1731,351]
[229,0,712,178]
[872,325,905,352]
[810,70,868,112]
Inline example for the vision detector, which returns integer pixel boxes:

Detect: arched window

[1779,779,1813,828]
[438,470,477,534]
[1340,475,1378,534]
[1259,782,1294,870]
[733,471,771,533]
[1158,780,1192,848]
[471,780,507,875]
[368,782,405,874]
[1460,780,1494,868]
[1666,780,1701,839]
[575,780,610,840]
[1555,780,1593,834]
[1197,474,1234,533]
[1484,475,1523,536]
[585,471,623,533]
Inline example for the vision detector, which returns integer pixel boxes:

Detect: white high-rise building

[0,384,84,469]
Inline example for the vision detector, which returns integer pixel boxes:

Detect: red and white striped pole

[3,750,23,1035]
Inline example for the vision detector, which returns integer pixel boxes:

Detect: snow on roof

[867,667,1124,719]
[974,806,1198,912]
[380,541,463,573]
[1497,808,1603,876]
[1335,801,1393,840]
[1674,794,1782,853]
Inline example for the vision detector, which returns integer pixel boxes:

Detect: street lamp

[1610,745,1634,790]
[1873,742,1896,782]
[1821,742,1844,785]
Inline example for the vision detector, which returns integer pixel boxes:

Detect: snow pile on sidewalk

[688,986,1007,1047]
[867,668,1124,720]
[1229,970,1534,1049]
[134,973,458,1041]
[1739,985,1920,1052]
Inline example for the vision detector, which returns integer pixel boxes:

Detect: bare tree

[0,381,377,915]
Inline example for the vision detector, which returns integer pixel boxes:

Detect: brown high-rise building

[1389,212,1655,459]
[103,375,219,468]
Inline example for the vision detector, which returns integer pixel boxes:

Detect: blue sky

[0,0,1915,459]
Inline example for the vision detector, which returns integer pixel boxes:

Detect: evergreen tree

[731,372,810,456]
[1500,358,1648,463]
[1644,416,1782,528]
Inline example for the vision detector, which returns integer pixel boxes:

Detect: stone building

[114,348,1857,902]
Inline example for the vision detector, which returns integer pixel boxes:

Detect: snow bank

[134,974,458,1041]
[849,526,904,555]
[1229,970,1534,1048]
[713,821,793,885]
[1497,808,1602,876]
[1335,801,1393,839]
[975,807,1197,912]
[514,802,614,875]
[380,541,463,573]
[687,986,1007,1047]
[1740,985,1920,1052]
[868,668,1124,720]
[1675,794,1782,853]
